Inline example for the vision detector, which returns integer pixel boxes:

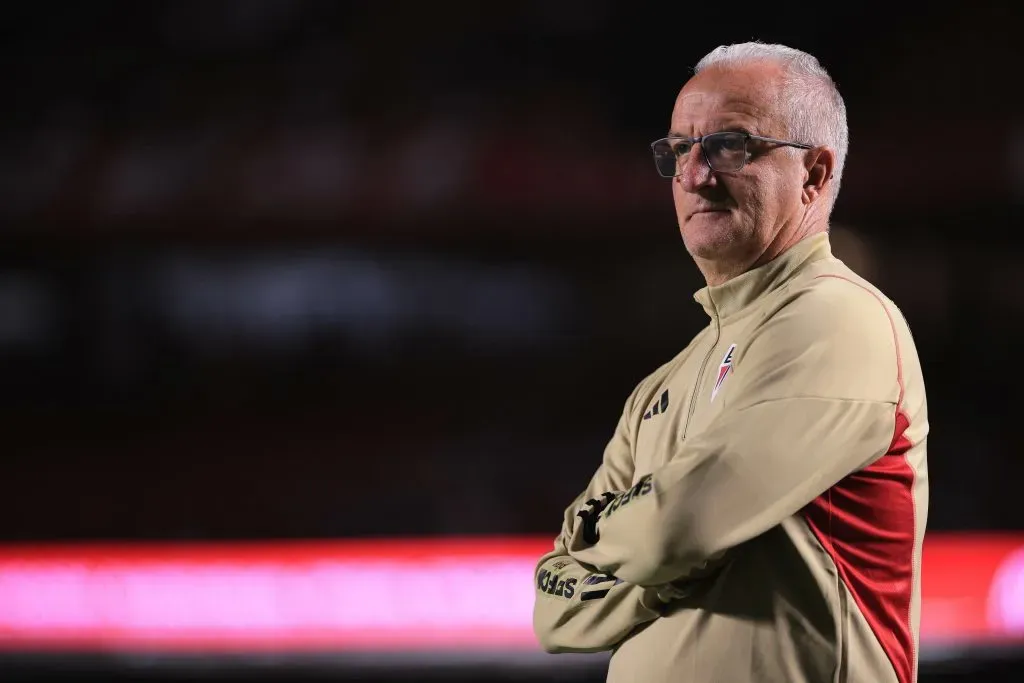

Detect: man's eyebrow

[667,125,754,138]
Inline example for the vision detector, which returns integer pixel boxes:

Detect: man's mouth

[689,207,730,218]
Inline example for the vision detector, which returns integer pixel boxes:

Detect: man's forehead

[670,94,765,132]
[670,72,776,132]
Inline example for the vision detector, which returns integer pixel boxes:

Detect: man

[532,42,928,683]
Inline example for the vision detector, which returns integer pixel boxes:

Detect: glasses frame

[650,132,814,177]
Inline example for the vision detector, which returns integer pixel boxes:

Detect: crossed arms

[533,281,902,652]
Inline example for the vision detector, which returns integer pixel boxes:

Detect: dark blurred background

[1,1,1022,681]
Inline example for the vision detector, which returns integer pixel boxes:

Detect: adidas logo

[643,389,669,420]
[579,573,623,601]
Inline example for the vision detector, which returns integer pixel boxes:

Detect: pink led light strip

[0,535,1020,652]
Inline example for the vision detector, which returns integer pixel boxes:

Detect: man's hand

[572,485,731,610]
[575,492,618,545]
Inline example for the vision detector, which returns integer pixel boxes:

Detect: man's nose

[677,146,715,192]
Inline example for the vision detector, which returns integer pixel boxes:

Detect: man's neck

[698,223,827,287]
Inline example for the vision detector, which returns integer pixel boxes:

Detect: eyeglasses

[650,131,813,177]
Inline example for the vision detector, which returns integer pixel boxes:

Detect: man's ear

[803,147,835,204]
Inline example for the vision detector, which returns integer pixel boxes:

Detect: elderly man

[532,42,928,683]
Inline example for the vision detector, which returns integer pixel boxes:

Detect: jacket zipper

[682,318,721,439]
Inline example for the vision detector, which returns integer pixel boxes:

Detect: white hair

[694,42,849,214]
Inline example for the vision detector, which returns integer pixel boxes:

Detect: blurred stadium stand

[1,1,1022,681]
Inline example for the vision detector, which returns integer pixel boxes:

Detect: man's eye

[672,142,693,156]
[716,135,745,151]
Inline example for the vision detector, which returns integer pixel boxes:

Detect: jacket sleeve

[567,280,904,586]
[533,386,668,653]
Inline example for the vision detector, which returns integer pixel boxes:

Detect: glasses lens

[703,133,746,172]
[652,139,694,178]
[651,140,678,177]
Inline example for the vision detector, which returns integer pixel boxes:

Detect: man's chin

[679,220,753,264]
[680,218,739,256]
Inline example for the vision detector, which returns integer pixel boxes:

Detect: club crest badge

[711,344,736,402]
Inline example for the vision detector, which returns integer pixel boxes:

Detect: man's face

[669,63,807,265]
